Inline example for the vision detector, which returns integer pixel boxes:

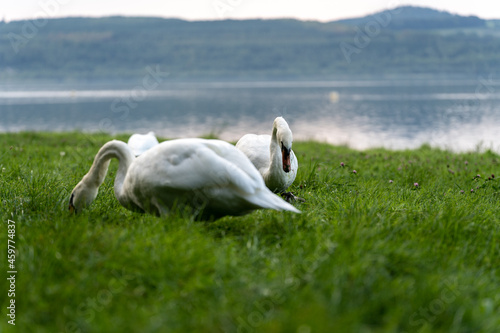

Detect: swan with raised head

[68,138,300,219]
[236,117,298,197]
[127,131,159,156]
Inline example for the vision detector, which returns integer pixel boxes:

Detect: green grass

[1,132,500,333]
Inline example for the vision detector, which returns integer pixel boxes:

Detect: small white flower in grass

[389,180,393,183]
[60,151,66,157]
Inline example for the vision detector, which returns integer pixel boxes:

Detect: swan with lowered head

[68,138,300,219]
[127,131,159,156]
[236,117,298,195]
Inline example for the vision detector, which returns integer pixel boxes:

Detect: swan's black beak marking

[281,142,291,173]
[69,193,77,214]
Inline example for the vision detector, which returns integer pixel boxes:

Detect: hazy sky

[3,0,500,22]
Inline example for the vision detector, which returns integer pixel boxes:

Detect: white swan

[127,131,159,156]
[236,117,298,194]
[68,138,300,219]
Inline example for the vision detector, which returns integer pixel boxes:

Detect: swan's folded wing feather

[235,134,271,171]
[203,140,300,213]
[124,138,300,215]
[142,139,264,195]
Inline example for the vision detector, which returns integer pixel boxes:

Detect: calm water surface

[1,79,500,151]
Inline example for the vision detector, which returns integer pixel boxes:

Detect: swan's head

[273,117,293,173]
[68,180,98,214]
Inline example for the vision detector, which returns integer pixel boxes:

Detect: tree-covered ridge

[1,6,499,80]
[337,6,486,30]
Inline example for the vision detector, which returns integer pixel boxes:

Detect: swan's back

[124,138,299,218]
[127,132,159,156]
[235,134,272,173]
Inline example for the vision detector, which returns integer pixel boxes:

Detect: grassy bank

[1,132,499,333]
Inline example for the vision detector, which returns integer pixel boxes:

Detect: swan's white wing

[127,132,159,156]
[152,139,263,193]
[126,138,299,216]
[192,139,300,213]
[235,134,271,173]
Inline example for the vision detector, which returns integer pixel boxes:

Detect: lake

[1,78,500,152]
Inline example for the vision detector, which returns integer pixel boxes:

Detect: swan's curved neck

[269,126,281,171]
[84,140,135,199]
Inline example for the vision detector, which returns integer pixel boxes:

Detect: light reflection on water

[1,79,500,152]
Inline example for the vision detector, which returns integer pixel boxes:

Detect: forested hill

[1,6,500,81]
[337,6,486,30]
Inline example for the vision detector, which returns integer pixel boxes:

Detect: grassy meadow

[1,132,500,333]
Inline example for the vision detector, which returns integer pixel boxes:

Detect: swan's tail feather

[247,190,301,214]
